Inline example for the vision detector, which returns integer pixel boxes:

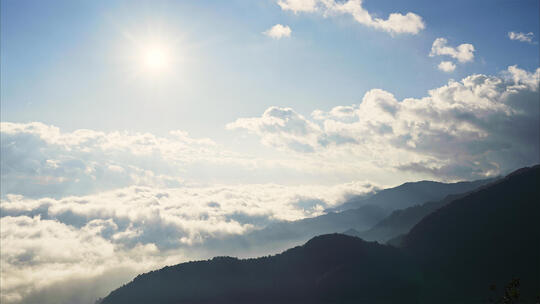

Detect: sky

[1,0,539,303]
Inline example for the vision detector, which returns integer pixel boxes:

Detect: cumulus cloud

[227,106,322,152]
[264,24,292,39]
[0,182,376,303]
[230,65,540,180]
[277,0,425,35]
[438,61,456,73]
[508,31,534,43]
[0,123,304,198]
[0,122,226,198]
[2,121,395,198]
[430,37,475,63]
[277,0,319,13]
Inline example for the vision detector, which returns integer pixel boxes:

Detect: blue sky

[1,1,539,303]
[2,0,538,137]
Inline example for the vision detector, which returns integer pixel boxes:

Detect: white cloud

[230,65,540,180]
[2,123,315,198]
[4,120,399,198]
[438,61,456,72]
[0,215,167,304]
[0,121,383,303]
[227,106,321,152]
[277,0,318,13]
[264,24,292,39]
[0,122,227,198]
[0,181,376,303]
[508,31,534,43]
[277,0,425,35]
[430,37,475,63]
[2,65,539,304]
[505,65,539,90]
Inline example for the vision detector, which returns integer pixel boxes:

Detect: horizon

[1,0,539,303]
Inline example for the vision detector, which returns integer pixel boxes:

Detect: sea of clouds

[1,65,539,304]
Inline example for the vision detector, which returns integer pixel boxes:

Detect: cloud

[277,0,425,35]
[230,65,540,180]
[227,106,322,152]
[3,121,395,197]
[438,61,456,72]
[0,121,380,303]
[508,31,534,43]
[430,37,475,63]
[0,122,226,198]
[264,24,292,39]
[0,215,168,304]
[12,266,140,304]
[3,123,330,198]
[277,0,319,13]
[0,182,376,304]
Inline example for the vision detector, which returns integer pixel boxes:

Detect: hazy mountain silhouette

[201,178,496,257]
[329,177,496,212]
[358,192,470,243]
[100,166,539,303]
[101,234,421,304]
[198,203,388,257]
[342,228,363,237]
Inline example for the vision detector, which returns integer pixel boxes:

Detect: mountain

[329,178,496,212]
[100,234,421,304]
[342,228,363,238]
[358,192,468,243]
[200,178,495,257]
[402,164,540,302]
[248,203,387,243]
[100,166,539,303]
[199,203,388,257]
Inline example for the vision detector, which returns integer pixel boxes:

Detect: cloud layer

[0,121,398,199]
[1,65,539,304]
[0,122,234,198]
[0,182,376,304]
[0,122,381,302]
[277,0,425,35]
[229,65,540,180]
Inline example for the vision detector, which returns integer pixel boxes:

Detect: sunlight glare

[142,45,170,71]
[118,25,186,82]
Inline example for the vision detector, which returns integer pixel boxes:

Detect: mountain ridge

[401,164,540,302]
[101,233,420,304]
[328,177,497,212]
[199,177,497,257]
[99,166,539,303]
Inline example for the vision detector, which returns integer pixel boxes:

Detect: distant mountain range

[99,166,539,303]
[356,192,469,243]
[329,177,497,212]
[199,177,497,257]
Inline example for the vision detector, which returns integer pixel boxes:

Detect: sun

[117,26,185,81]
[141,45,170,71]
